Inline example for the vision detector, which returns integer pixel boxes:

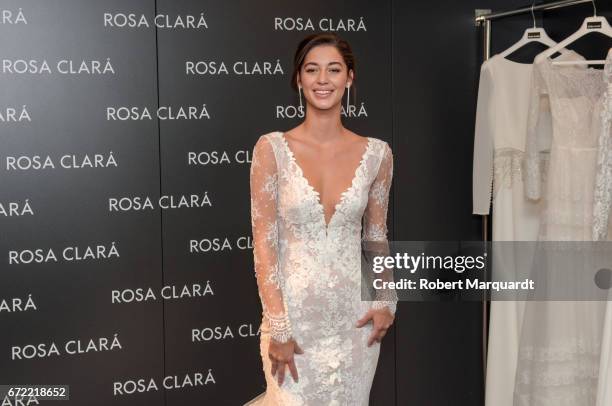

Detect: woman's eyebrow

[303,61,343,67]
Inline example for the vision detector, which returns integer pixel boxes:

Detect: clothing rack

[476,0,591,24]
[476,0,592,59]
[473,0,594,392]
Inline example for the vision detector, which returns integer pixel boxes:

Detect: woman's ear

[296,73,301,89]
[347,69,354,87]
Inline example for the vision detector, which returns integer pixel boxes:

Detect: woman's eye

[330,69,341,73]
[305,68,316,73]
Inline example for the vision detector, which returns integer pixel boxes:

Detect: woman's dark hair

[290,33,356,93]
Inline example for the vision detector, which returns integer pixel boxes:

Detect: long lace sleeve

[362,141,397,315]
[592,66,612,241]
[250,135,293,343]
[472,62,495,215]
[524,62,550,200]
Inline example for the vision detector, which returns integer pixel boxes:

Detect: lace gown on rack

[515,49,612,406]
[473,53,550,406]
[245,131,397,406]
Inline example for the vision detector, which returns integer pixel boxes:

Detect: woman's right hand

[268,338,304,386]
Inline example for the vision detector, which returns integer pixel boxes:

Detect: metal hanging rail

[475,0,592,25]
[473,0,596,393]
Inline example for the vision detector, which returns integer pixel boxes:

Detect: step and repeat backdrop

[0,0,393,405]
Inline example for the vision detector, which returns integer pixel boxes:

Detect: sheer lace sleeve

[472,62,495,215]
[593,64,612,241]
[524,61,550,200]
[250,135,293,343]
[362,141,397,315]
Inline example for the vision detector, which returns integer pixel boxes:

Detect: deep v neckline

[279,131,372,231]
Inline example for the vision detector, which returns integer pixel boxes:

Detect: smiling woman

[245,33,397,405]
[290,33,356,113]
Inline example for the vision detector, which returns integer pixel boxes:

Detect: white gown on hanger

[245,131,397,405]
[515,49,612,406]
[472,51,581,406]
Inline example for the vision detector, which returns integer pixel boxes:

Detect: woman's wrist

[266,312,293,343]
[372,301,397,316]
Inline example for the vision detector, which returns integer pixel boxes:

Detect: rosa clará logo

[1,59,115,75]
[106,105,210,120]
[8,242,120,265]
[1,8,27,25]
[103,12,208,29]
[108,193,212,212]
[113,371,216,396]
[187,150,252,166]
[274,17,367,31]
[189,236,253,253]
[0,105,31,122]
[185,60,284,75]
[192,323,260,342]
[0,294,37,313]
[0,199,34,217]
[111,282,214,303]
[11,334,123,360]
[5,152,117,171]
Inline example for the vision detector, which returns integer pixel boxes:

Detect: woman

[245,33,397,405]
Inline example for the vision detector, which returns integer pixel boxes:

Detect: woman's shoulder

[257,131,283,142]
[367,136,391,149]
[253,131,284,151]
[349,131,391,155]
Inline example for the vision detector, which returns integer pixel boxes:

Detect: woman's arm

[251,135,303,386]
[250,135,293,343]
[362,141,397,315]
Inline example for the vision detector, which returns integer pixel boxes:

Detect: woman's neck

[301,103,345,143]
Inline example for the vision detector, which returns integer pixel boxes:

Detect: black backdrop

[1,1,611,405]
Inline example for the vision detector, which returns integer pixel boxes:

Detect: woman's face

[298,45,353,111]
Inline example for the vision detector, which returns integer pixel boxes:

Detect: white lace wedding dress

[515,49,612,406]
[245,131,397,406]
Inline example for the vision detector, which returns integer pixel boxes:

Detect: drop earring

[298,86,304,111]
[346,84,350,113]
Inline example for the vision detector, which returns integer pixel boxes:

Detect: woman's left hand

[355,307,395,347]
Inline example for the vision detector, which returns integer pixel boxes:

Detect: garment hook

[531,1,536,29]
[592,0,597,16]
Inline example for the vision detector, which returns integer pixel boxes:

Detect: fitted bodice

[271,132,384,241]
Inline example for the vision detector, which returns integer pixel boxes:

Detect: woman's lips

[313,89,333,98]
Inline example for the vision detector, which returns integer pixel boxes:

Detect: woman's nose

[317,71,328,83]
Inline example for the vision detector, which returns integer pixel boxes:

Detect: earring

[298,86,303,111]
[346,84,350,113]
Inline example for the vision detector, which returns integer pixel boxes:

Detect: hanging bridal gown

[473,53,547,406]
[245,131,397,406]
[473,50,581,406]
[515,49,612,406]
